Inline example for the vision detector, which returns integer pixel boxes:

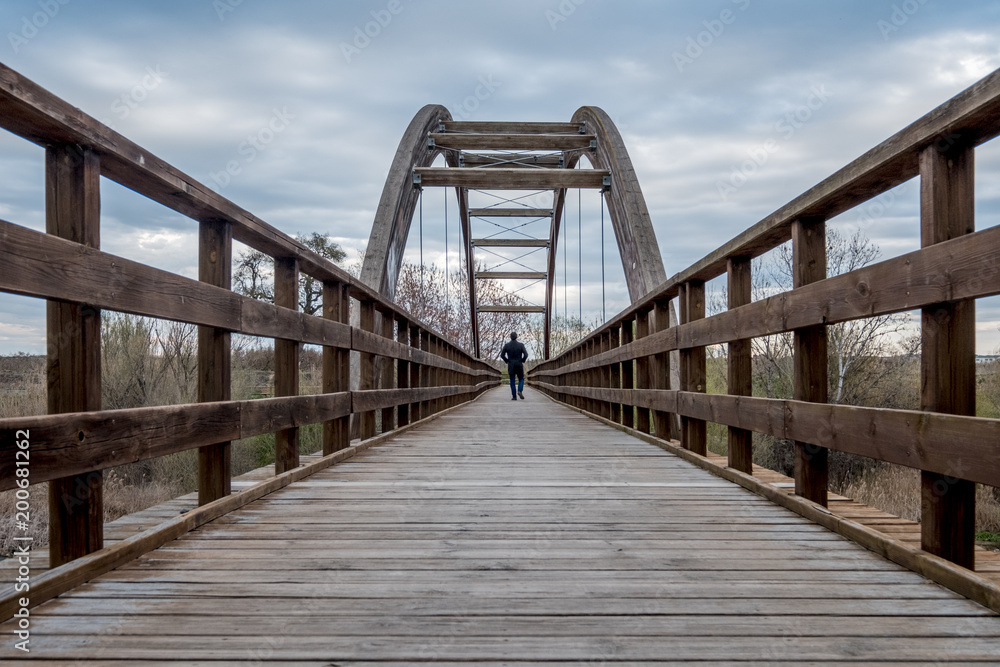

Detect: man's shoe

[518,391,524,400]
[511,396,517,400]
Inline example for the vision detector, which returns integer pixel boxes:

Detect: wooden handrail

[0,63,500,566]
[532,66,1000,570]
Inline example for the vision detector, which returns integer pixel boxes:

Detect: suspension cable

[444,186,449,326]
[419,187,424,310]
[578,187,582,328]
[601,190,606,323]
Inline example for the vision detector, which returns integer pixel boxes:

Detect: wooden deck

[4,387,1000,664]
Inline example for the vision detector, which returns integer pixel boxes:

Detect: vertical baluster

[635,309,651,434]
[323,280,351,454]
[197,219,232,504]
[919,142,976,568]
[609,327,621,423]
[274,257,300,473]
[727,257,753,473]
[358,299,377,440]
[397,316,411,427]
[652,298,674,441]
[680,281,706,454]
[380,310,395,433]
[792,218,828,505]
[46,144,103,567]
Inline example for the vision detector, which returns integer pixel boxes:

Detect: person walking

[500,331,529,400]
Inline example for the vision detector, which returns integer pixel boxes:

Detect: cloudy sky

[2,0,1000,354]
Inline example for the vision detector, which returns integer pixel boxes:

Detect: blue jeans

[509,365,524,397]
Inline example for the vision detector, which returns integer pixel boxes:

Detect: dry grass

[842,463,1000,534]
[0,472,180,558]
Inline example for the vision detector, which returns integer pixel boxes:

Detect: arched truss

[360,105,668,360]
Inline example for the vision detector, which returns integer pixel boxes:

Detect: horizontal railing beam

[478,305,546,313]
[469,208,553,218]
[441,121,584,134]
[414,167,609,189]
[475,271,546,280]
[529,382,1000,489]
[430,133,593,151]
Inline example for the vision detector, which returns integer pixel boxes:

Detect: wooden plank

[441,121,584,134]
[680,282,706,455]
[8,388,1000,663]
[430,132,594,151]
[469,210,553,219]
[197,218,232,505]
[478,305,546,313]
[0,392,482,623]
[727,257,753,473]
[322,281,351,454]
[792,218,828,506]
[45,143,103,568]
[476,271,547,280]
[919,142,977,569]
[273,257,300,475]
[414,167,609,190]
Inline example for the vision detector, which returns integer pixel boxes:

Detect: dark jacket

[500,340,528,372]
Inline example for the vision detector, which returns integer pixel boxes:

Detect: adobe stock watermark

[209,107,295,190]
[100,65,168,131]
[716,84,833,201]
[672,0,751,73]
[877,0,930,40]
[545,0,585,31]
[451,75,502,120]
[213,0,243,22]
[8,0,71,54]
[340,0,410,64]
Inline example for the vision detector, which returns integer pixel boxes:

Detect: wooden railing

[531,67,1000,570]
[0,63,499,567]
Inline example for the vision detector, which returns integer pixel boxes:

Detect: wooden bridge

[2,60,1000,662]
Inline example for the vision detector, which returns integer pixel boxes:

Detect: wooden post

[410,325,422,421]
[652,298,673,441]
[397,317,410,427]
[680,281,707,455]
[197,219,232,504]
[727,257,753,474]
[323,281,350,454]
[419,330,430,417]
[359,300,377,440]
[600,331,611,419]
[274,257,300,474]
[586,339,596,414]
[635,309,651,434]
[792,218,828,506]
[621,319,635,428]
[379,311,395,433]
[46,144,103,567]
[609,327,621,423]
[919,142,976,568]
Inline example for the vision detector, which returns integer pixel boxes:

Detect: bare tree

[233,233,347,315]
